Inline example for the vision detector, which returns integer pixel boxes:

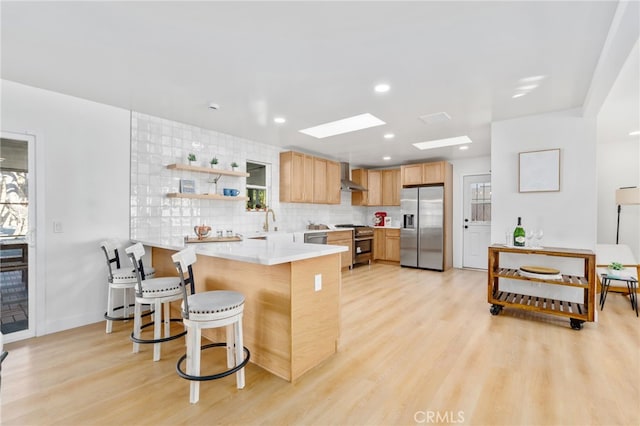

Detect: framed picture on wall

[518,148,560,193]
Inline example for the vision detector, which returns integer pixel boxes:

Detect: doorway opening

[1,135,34,337]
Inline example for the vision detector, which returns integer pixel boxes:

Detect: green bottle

[513,217,525,247]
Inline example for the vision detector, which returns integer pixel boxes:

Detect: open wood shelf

[495,268,589,288]
[492,290,586,319]
[167,193,248,201]
[167,163,250,177]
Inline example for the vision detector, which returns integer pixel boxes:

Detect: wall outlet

[53,221,63,233]
[314,274,322,291]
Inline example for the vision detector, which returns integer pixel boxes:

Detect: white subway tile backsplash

[130,111,367,240]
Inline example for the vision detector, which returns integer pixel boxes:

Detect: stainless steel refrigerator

[400,186,444,270]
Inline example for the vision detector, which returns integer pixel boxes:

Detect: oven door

[355,237,372,255]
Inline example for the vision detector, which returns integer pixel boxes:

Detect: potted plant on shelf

[187,153,196,166]
[210,157,218,168]
[231,162,239,171]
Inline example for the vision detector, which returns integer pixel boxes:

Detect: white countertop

[136,237,347,266]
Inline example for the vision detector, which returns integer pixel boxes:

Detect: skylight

[299,113,385,139]
[412,136,472,150]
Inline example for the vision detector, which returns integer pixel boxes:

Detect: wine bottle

[513,217,525,247]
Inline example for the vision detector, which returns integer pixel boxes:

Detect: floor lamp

[616,187,640,244]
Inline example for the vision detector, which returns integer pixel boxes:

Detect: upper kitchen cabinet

[351,168,400,207]
[367,170,382,206]
[280,151,313,203]
[326,160,341,204]
[351,169,368,206]
[381,169,400,206]
[280,151,340,205]
[401,161,449,186]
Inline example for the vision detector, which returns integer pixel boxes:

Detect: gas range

[334,224,374,238]
[334,224,373,266]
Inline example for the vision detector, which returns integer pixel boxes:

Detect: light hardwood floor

[3,264,639,425]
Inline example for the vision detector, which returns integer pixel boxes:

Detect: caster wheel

[570,319,584,330]
[490,305,503,315]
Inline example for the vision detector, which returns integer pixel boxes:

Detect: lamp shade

[616,187,640,205]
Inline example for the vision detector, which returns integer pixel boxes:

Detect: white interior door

[463,174,491,269]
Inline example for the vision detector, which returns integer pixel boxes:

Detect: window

[246,161,270,211]
[470,182,491,222]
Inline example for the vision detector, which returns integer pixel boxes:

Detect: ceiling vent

[419,112,451,125]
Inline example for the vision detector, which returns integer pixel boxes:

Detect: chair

[172,246,250,404]
[125,242,186,361]
[100,240,155,333]
[595,244,639,317]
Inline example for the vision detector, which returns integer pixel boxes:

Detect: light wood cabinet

[382,168,400,206]
[401,164,424,186]
[401,161,446,186]
[280,151,313,203]
[313,157,328,203]
[327,230,353,269]
[280,152,339,205]
[385,229,400,262]
[351,169,368,206]
[373,228,400,263]
[352,168,399,206]
[367,170,382,206]
[326,160,341,204]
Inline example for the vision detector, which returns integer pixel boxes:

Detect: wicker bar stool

[172,246,250,404]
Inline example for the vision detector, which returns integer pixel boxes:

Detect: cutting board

[519,265,561,275]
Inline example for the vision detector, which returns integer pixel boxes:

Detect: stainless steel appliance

[400,186,444,271]
[304,232,328,244]
[335,225,374,266]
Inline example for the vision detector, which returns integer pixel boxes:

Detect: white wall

[596,140,640,259]
[1,80,131,335]
[491,109,596,250]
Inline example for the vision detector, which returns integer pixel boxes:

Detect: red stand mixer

[374,211,387,227]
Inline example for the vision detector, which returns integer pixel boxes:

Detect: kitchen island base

[151,247,341,382]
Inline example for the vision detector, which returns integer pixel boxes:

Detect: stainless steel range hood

[340,162,367,192]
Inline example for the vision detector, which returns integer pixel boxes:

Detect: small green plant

[608,261,623,271]
[187,153,196,162]
[231,162,239,169]
[210,157,218,165]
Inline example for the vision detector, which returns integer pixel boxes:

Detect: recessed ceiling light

[274,117,286,124]
[383,156,391,161]
[517,85,538,91]
[629,130,640,136]
[384,133,395,139]
[459,145,469,150]
[413,136,472,150]
[208,102,220,110]
[299,113,385,139]
[512,93,526,99]
[374,83,390,93]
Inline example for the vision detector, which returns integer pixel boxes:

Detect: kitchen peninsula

[139,238,346,382]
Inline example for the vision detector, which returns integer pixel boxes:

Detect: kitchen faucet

[263,208,276,232]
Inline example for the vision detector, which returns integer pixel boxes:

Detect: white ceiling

[1,1,631,168]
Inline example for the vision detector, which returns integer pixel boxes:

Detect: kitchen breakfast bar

[139,238,347,382]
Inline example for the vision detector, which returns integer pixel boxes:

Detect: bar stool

[172,246,250,404]
[100,240,155,333]
[125,242,186,361]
